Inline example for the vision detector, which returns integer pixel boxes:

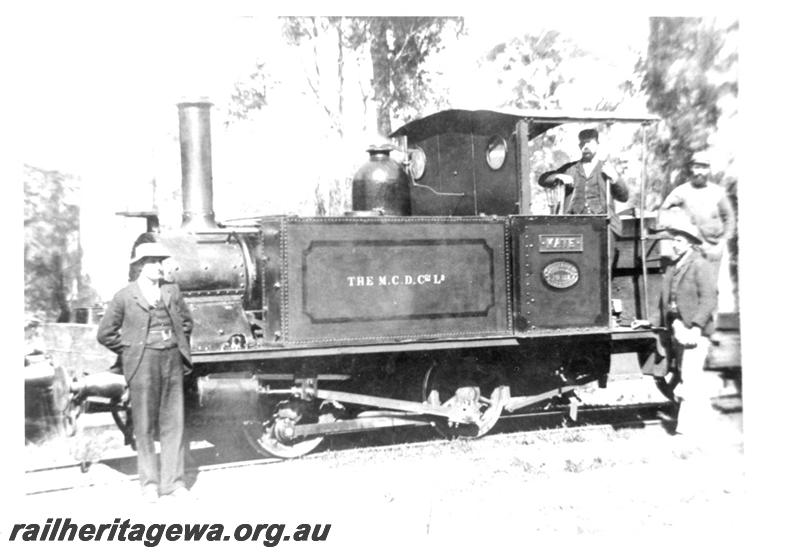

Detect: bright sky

[18,14,267,173]
[16,13,650,173]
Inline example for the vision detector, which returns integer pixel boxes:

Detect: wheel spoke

[240,399,331,459]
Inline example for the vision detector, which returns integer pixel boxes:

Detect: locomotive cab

[390,109,532,217]
[391,108,663,331]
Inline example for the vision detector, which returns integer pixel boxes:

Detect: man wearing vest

[97,242,193,502]
[538,128,629,237]
[660,218,718,437]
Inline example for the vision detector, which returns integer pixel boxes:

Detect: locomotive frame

[50,102,670,459]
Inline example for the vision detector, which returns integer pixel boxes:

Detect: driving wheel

[242,399,335,459]
[421,365,507,438]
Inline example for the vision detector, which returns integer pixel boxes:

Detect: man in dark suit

[538,128,629,236]
[659,217,718,436]
[97,242,193,502]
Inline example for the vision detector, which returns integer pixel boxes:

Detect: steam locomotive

[48,101,670,459]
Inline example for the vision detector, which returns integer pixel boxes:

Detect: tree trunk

[53,253,71,322]
[369,19,393,138]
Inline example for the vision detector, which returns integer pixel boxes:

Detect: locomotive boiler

[55,101,670,459]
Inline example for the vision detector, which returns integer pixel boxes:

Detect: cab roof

[390,108,659,142]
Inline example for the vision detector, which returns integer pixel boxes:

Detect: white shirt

[137,278,161,307]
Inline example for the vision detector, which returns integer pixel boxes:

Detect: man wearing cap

[660,217,718,437]
[97,242,193,502]
[538,128,629,236]
[659,151,736,281]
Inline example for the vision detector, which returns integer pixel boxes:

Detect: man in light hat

[97,242,193,502]
[659,150,736,281]
[659,217,719,437]
[538,128,629,236]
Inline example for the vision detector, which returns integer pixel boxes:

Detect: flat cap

[689,150,712,166]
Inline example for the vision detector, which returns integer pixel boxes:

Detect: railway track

[24,399,698,497]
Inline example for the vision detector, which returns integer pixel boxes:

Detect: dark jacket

[659,250,717,337]
[97,281,193,381]
[539,160,629,236]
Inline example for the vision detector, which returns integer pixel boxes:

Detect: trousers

[128,346,185,494]
[673,336,717,435]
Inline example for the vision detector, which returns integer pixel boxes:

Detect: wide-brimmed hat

[130,242,171,264]
[666,220,703,245]
[650,209,703,245]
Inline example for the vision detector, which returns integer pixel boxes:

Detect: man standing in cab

[97,242,193,502]
[538,128,629,237]
[660,217,718,437]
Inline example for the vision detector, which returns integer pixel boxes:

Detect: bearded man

[538,128,629,236]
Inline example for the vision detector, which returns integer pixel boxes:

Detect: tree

[228,17,463,138]
[642,17,738,195]
[360,17,464,136]
[24,165,82,322]
[642,16,739,307]
[227,62,276,124]
[485,30,646,212]
[486,31,586,110]
[225,16,464,215]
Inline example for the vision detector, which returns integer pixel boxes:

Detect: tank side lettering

[346,274,447,287]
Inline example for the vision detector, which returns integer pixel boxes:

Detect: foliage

[641,17,739,302]
[483,19,737,219]
[485,30,645,212]
[227,17,463,138]
[227,62,276,124]
[486,31,587,110]
[225,17,464,215]
[358,17,465,136]
[642,17,738,194]
[280,16,350,138]
[220,16,737,221]
[24,165,82,322]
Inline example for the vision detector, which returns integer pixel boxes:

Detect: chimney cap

[177,98,214,108]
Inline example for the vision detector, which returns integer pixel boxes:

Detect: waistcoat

[145,298,177,349]
[568,167,606,215]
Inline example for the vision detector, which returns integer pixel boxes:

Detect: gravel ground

[14,406,745,555]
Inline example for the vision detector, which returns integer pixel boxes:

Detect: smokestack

[177,100,217,229]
